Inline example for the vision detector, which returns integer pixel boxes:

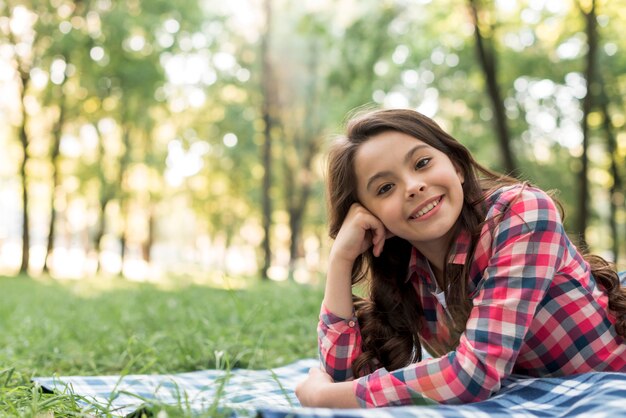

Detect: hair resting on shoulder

[325,108,626,377]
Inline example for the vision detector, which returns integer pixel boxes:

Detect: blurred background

[1,0,625,284]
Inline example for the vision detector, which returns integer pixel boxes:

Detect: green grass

[0,275,324,417]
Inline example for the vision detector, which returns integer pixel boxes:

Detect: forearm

[317,380,360,408]
[297,373,360,409]
[322,254,355,319]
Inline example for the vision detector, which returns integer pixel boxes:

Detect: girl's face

[354,131,465,255]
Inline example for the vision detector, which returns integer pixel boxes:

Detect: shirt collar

[448,229,471,265]
[406,229,471,284]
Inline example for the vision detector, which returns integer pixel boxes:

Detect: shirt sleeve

[354,186,568,407]
[318,303,362,382]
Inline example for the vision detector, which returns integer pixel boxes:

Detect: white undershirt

[425,261,448,309]
[433,289,447,309]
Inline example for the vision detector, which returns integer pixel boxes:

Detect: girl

[295,108,626,408]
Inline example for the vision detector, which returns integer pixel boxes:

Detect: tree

[38,1,88,274]
[280,40,322,279]
[275,2,405,279]
[575,0,599,249]
[4,2,41,275]
[467,0,516,175]
[259,0,275,280]
[81,0,204,276]
[598,85,621,263]
[42,79,67,274]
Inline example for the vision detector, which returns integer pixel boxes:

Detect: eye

[415,157,431,169]
[377,183,394,196]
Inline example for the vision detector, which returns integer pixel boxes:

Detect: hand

[331,203,394,262]
[295,367,334,407]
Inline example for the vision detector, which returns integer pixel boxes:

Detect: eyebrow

[365,144,430,192]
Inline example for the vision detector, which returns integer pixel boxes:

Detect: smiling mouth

[409,196,442,220]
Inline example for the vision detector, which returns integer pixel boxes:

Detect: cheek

[377,200,404,224]
[453,183,465,213]
[445,166,465,194]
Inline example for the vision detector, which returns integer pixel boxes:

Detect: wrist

[328,249,357,269]
[319,380,360,408]
[313,381,328,406]
[319,381,334,407]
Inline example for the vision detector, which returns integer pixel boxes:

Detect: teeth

[411,198,441,219]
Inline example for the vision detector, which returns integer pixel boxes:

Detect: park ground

[0,275,323,416]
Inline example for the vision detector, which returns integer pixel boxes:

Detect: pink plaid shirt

[318,185,626,407]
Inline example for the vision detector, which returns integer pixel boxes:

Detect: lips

[409,196,443,220]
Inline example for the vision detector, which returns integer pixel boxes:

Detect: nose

[405,175,426,199]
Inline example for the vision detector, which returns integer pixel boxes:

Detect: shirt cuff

[354,377,369,408]
[354,367,389,407]
[319,303,359,332]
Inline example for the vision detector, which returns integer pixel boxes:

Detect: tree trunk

[260,0,274,280]
[598,84,621,263]
[93,124,112,274]
[285,41,321,280]
[142,124,158,266]
[288,211,301,279]
[575,0,598,250]
[8,3,36,275]
[285,137,319,279]
[93,196,109,274]
[43,91,67,274]
[118,125,132,277]
[142,206,155,263]
[467,0,516,175]
[17,71,31,275]
[287,170,314,279]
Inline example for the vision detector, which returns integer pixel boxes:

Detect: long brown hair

[325,108,626,377]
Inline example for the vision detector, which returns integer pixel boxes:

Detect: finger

[374,229,396,256]
[371,222,387,257]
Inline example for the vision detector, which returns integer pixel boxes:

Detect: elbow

[443,372,502,404]
[445,388,498,405]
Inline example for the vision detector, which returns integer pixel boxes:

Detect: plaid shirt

[318,185,626,407]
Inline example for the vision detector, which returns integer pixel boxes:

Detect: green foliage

[2,0,626,272]
[0,275,323,416]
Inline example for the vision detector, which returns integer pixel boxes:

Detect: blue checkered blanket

[34,358,626,417]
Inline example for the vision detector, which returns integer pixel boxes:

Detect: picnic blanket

[34,358,626,417]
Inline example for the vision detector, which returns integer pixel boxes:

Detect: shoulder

[485,183,563,232]
[487,184,559,216]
